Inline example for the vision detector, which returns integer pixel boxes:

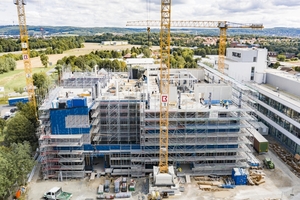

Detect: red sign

[161,95,168,103]
[23,54,29,60]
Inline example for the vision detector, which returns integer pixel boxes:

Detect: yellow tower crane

[14,0,37,115]
[159,0,171,174]
[126,20,263,73]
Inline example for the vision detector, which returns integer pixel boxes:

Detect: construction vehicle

[104,180,110,192]
[264,157,275,169]
[14,0,37,117]
[126,20,263,74]
[43,187,72,200]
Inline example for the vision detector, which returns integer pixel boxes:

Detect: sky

[1,0,299,28]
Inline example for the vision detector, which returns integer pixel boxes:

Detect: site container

[232,168,247,185]
[8,97,29,106]
[253,132,269,153]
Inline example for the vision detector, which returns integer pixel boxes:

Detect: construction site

[38,65,260,179]
[8,0,300,199]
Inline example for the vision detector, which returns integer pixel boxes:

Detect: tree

[0,142,35,199]
[40,53,49,68]
[56,59,64,66]
[120,61,127,72]
[10,142,35,185]
[0,149,16,199]
[17,102,39,129]
[142,48,151,58]
[55,64,63,85]
[0,58,9,74]
[4,114,37,148]
[5,57,16,71]
[176,56,186,68]
[74,56,86,70]
[33,72,48,89]
[0,118,5,135]
[277,54,286,61]
[111,51,121,58]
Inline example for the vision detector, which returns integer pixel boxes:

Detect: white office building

[201,48,300,155]
[224,48,268,83]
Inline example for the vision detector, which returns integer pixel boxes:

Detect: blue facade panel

[50,107,90,134]
[72,98,87,107]
[66,99,73,108]
[83,144,141,151]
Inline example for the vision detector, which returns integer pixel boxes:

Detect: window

[253,57,257,62]
[232,52,241,58]
[250,67,255,80]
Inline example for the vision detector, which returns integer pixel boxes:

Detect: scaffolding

[38,68,261,179]
[39,134,85,179]
[91,99,142,145]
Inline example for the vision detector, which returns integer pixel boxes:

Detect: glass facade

[256,104,300,138]
[258,93,300,123]
[249,92,300,154]
[258,117,299,154]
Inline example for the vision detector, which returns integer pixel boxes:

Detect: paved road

[0,105,10,117]
[267,150,300,199]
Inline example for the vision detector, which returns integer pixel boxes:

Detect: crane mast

[218,22,227,74]
[159,0,171,173]
[14,0,37,113]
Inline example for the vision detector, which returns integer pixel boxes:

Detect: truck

[104,180,110,192]
[98,185,104,194]
[43,187,72,200]
[264,157,275,169]
[121,177,127,192]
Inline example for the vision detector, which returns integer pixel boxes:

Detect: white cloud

[0,0,299,28]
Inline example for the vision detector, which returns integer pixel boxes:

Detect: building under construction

[38,63,259,180]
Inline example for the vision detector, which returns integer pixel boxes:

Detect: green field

[0,66,55,94]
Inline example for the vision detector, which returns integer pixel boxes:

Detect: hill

[0,25,300,37]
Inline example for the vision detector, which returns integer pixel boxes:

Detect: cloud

[216,0,266,13]
[272,0,300,6]
[0,0,299,28]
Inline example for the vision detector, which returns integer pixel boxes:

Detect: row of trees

[0,142,35,199]
[0,36,85,53]
[0,102,38,199]
[56,46,152,72]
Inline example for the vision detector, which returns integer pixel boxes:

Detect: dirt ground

[15,43,159,70]
[25,149,300,200]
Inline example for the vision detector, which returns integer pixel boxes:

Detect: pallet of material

[199,185,212,191]
[254,179,265,185]
[197,181,222,186]
[247,177,255,185]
